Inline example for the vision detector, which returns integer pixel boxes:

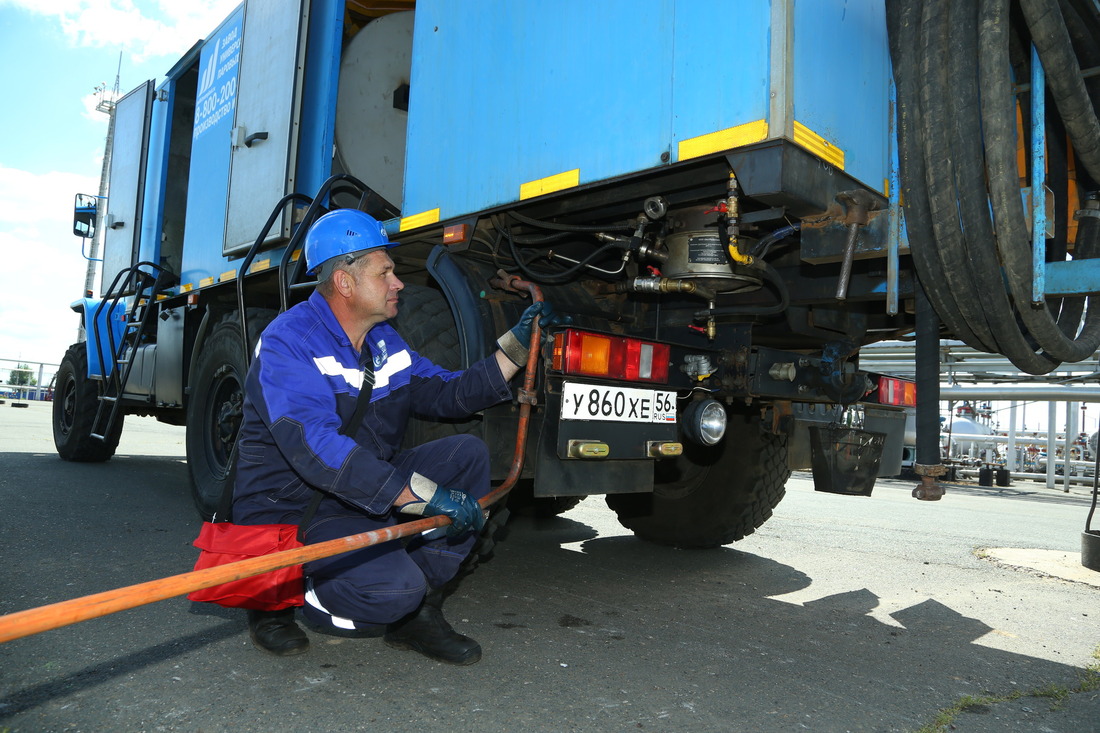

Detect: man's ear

[332,268,354,297]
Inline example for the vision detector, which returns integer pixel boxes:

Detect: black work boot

[383,589,481,665]
[247,609,310,656]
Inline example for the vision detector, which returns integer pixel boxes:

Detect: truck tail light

[876,375,917,407]
[552,329,670,384]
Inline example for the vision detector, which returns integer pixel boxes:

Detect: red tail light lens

[877,376,917,407]
[552,329,670,384]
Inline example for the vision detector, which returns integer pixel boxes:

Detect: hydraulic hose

[693,260,790,318]
[0,283,546,645]
[751,222,801,257]
[1019,0,1100,181]
[887,0,987,350]
[506,225,623,284]
[978,0,1100,364]
[508,209,634,233]
[887,0,1100,374]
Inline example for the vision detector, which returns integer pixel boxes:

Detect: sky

[0,0,238,375]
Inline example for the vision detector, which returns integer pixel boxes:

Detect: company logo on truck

[193,21,242,141]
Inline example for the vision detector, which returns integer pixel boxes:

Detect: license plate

[560,382,676,423]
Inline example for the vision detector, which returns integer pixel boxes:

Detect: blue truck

[56,0,1099,547]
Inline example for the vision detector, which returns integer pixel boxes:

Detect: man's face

[346,250,404,324]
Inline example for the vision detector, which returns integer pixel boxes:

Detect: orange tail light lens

[552,329,670,384]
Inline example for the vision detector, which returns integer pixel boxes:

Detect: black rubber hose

[508,230,575,245]
[979,0,1100,364]
[944,0,1060,373]
[1058,0,1100,192]
[1020,0,1100,181]
[506,227,622,284]
[693,261,789,318]
[919,0,1001,353]
[508,210,634,233]
[886,0,984,347]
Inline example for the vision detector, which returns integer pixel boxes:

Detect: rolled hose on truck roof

[0,278,544,646]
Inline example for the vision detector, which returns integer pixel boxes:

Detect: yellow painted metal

[519,168,580,200]
[400,208,441,231]
[793,120,845,169]
[678,119,769,162]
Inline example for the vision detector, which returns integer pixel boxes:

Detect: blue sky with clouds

[0,0,238,370]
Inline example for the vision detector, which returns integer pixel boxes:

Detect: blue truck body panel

[792,0,890,194]
[401,0,888,224]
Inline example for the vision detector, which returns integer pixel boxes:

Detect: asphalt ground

[0,400,1098,732]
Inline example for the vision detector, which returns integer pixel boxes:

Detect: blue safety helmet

[303,209,399,277]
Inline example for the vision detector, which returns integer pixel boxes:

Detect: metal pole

[1007,401,1018,471]
[1048,401,1058,490]
[1065,402,1077,493]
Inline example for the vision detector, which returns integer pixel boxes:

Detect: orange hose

[0,280,545,645]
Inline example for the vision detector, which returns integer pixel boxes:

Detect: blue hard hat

[303,209,399,275]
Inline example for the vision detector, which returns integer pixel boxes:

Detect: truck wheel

[53,342,123,462]
[390,283,479,445]
[186,310,275,519]
[605,411,790,548]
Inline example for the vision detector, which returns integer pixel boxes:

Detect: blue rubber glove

[422,488,486,537]
[497,301,570,366]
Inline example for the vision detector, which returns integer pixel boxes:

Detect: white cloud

[80,87,116,125]
[0,166,100,366]
[3,0,240,62]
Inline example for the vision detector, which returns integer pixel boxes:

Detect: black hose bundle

[887,0,1100,374]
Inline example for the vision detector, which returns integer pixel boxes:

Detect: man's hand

[496,301,569,367]
[395,476,485,537]
[421,488,486,537]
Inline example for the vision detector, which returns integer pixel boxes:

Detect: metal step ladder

[89,262,167,442]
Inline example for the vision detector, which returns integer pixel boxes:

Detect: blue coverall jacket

[232,290,513,628]
[233,290,512,526]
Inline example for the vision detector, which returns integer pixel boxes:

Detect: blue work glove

[422,488,486,537]
[396,475,485,537]
[497,300,570,366]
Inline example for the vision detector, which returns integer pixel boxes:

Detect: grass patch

[914,645,1100,732]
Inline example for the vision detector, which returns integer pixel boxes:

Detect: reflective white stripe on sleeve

[373,349,412,390]
[312,355,365,389]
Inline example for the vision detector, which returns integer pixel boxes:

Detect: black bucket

[808,426,886,497]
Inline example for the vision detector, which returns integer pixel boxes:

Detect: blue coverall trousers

[300,434,490,632]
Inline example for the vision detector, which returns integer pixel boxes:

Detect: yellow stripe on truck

[678,119,769,161]
[793,120,845,169]
[520,169,580,200]
[400,208,441,232]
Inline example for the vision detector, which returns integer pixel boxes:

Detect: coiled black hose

[887,0,1100,374]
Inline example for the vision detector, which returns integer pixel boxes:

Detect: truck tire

[390,283,480,445]
[186,310,275,519]
[53,342,123,462]
[605,411,790,548]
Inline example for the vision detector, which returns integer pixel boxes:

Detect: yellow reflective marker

[400,208,441,232]
[793,120,845,169]
[520,169,580,200]
[678,119,769,161]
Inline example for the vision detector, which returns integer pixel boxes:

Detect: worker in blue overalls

[233,208,561,664]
